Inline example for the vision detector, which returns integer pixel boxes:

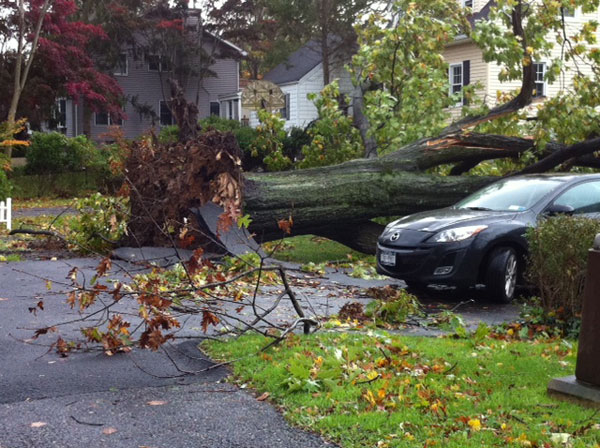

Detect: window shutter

[462,60,471,105]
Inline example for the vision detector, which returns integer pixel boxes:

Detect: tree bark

[353,83,378,159]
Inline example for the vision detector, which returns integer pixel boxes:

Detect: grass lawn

[268,235,375,265]
[13,197,77,210]
[205,332,600,448]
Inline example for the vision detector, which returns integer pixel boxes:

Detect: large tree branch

[20,0,51,92]
[518,137,600,174]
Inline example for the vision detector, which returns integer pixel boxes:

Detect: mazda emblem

[390,232,400,242]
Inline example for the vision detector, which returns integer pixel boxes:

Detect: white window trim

[449,63,463,107]
[159,100,175,126]
[533,62,547,98]
[113,53,129,76]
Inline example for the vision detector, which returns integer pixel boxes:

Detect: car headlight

[431,225,488,243]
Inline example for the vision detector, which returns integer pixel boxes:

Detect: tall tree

[0,0,124,154]
[269,0,377,85]
[350,0,470,155]
[207,0,295,79]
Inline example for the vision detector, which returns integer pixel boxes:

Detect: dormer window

[462,0,473,8]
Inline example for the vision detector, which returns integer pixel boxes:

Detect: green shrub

[0,165,12,200]
[26,132,105,174]
[67,193,129,253]
[199,116,241,132]
[232,126,259,153]
[158,125,179,145]
[298,81,364,169]
[251,109,291,171]
[526,215,600,320]
[283,127,311,161]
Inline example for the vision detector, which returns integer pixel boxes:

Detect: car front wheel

[485,247,518,303]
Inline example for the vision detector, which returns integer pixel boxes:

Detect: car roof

[511,173,600,183]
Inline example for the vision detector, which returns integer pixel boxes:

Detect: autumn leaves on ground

[206,332,599,448]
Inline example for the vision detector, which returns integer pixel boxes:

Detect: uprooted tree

[125,0,600,254]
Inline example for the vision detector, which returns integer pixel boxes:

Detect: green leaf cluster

[298,81,364,168]
[250,109,292,172]
[351,0,469,153]
[67,193,130,254]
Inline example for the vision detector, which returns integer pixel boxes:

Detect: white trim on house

[206,31,248,57]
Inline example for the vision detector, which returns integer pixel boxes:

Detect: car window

[456,178,563,212]
[553,181,600,214]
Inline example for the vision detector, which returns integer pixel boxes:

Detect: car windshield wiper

[462,206,494,211]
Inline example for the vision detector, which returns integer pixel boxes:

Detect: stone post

[548,234,600,405]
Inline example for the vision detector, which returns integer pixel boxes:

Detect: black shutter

[462,60,471,105]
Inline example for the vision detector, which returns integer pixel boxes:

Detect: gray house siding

[83,44,240,142]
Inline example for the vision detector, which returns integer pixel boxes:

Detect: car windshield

[455,178,564,212]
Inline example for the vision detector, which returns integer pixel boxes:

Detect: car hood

[385,208,518,234]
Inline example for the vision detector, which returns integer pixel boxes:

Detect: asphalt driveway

[0,255,520,447]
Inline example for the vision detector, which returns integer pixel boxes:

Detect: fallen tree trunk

[245,166,494,252]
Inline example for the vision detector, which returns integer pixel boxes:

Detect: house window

[95,111,123,126]
[280,93,291,120]
[561,6,575,18]
[533,62,546,98]
[210,102,220,116]
[462,0,473,8]
[147,54,172,72]
[449,61,470,106]
[449,63,463,105]
[159,101,175,126]
[114,53,128,76]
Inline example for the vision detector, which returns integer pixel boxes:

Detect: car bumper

[376,240,485,287]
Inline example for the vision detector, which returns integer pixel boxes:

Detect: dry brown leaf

[256,392,270,401]
[30,422,47,428]
[102,427,118,435]
[146,400,168,406]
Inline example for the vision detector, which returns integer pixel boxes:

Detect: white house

[252,40,357,130]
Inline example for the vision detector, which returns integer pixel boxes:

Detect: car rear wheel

[485,247,518,303]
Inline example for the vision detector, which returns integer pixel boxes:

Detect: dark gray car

[376,174,600,302]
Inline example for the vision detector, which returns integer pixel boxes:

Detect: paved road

[0,256,520,448]
[0,258,337,448]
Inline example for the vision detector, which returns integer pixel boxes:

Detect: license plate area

[379,250,396,266]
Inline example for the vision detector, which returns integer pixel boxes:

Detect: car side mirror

[545,204,575,216]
